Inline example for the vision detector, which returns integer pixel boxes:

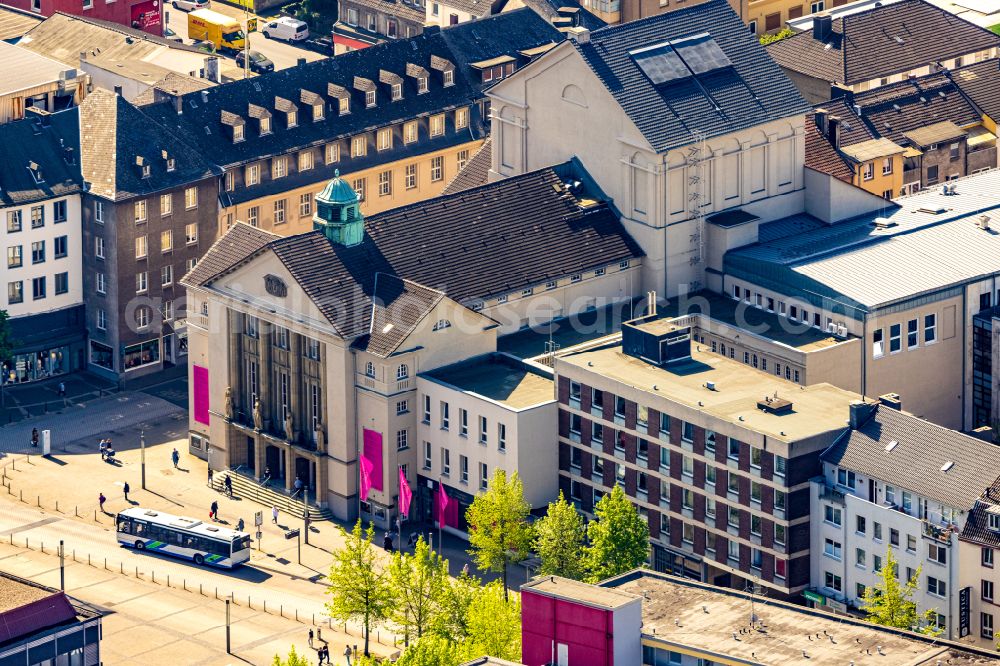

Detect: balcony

[922,520,956,544]
[819,485,846,505]
[357,372,412,394]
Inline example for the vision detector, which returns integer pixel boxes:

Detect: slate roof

[572,0,810,154]
[823,404,1000,510]
[804,117,854,182]
[960,477,1000,548]
[343,0,424,24]
[181,222,279,288]
[506,0,606,31]
[78,89,221,201]
[441,137,492,194]
[766,0,1000,86]
[189,164,644,340]
[141,10,560,169]
[0,109,81,207]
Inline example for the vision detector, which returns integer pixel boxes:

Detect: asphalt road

[163,2,326,72]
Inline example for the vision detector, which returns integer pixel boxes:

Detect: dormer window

[287,110,297,127]
[444,70,454,86]
[418,76,428,93]
[260,116,271,135]
[300,90,324,122]
[221,110,246,144]
[366,90,376,107]
[135,157,150,179]
[339,97,350,115]
[391,83,401,100]
[233,124,244,142]
[312,104,323,122]
[142,165,151,178]
[27,161,43,184]
[166,158,176,172]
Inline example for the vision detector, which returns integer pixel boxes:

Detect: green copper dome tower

[313,170,364,246]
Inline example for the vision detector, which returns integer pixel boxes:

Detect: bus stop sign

[254,511,263,527]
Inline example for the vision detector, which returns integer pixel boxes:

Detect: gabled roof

[823,404,1000,510]
[0,5,40,41]
[572,0,809,154]
[78,89,221,201]
[0,108,81,207]
[189,164,643,340]
[766,0,1000,86]
[0,41,75,96]
[441,137,492,194]
[140,10,560,169]
[181,222,279,289]
[804,117,855,182]
[951,59,1000,125]
[357,274,445,357]
[960,477,1000,548]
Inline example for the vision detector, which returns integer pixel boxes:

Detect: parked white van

[262,17,309,42]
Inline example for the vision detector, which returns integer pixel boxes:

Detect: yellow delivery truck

[187,8,245,52]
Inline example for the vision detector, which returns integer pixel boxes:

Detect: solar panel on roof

[672,32,732,76]
[629,42,688,84]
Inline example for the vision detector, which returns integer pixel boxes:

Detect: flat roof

[424,355,554,410]
[523,575,642,610]
[608,571,1000,664]
[0,42,73,96]
[558,343,858,442]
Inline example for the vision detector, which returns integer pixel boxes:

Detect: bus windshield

[232,536,251,554]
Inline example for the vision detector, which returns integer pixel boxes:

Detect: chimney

[849,400,877,428]
[205,56,221,83]
[568,26,590,44]
[827,116,841,148]
[297,57,306,67]
[814,108,828,135]
[173,93,183,115]
[979,215,991,231]
[113,85,123,96]
[79,51,87,63]
[878,393,902,410]
[813,13,833,42]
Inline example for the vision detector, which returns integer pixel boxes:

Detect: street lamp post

[140,428,146,490]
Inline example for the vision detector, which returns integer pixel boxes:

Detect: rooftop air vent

[873,217,897,229]
[978,215,990,231]
[757,394,793,414]
[941,461,954,472]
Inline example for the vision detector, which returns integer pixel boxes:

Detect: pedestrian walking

[171,448,179,468]
[308,628,314,648]
[123,481,130,502]
[99,439,107,460]
[31,428,38,447]
[294,476,303,496]
[98,492,106,512]
[210,500,219,521]
[58,381,65,398]
[224,475,233,497]
[236,517,245,532]
[344,645,352,666]
[208,467,214,487]
[462,563,469,576]
[383,532,393,552]
[407,532,417,548]
[320,645,329,663]
[272,505,279,524]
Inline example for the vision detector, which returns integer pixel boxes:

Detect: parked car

[261,16,309,42]
[235,49,275,74]
[172,0,209,11]
[303,34,333,55]
[164,27,183,42]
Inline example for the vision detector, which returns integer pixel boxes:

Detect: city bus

[116,507,251,568]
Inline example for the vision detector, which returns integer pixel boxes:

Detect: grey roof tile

[0,108,81,206]
[823,405,1000,510]
[441,137,491,194]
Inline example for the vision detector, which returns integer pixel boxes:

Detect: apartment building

[416,354,557,533]
[79,89,221,379]
[723,168,1000,430]
[182,166,641,525]
[806,66,1000,198]
[0,109,86,383]
[959,479,1000,648]
[519,572,1000,666]
[767,0,1000,104]
[487,0,813,298]
[553,315,861,598]
[142,11,560,237]
[808,402,1000,640]
[337,0,425,41]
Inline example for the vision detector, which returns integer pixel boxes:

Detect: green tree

[325,520,395,656]
[860,546,940,634]
[584,485,649,583]
[395,635,467,666]
[271,646,309,666]
[389,536,448,645]
[432,571,480,642]
[465,470,534,601]
[535,491,586,579]
[759,27,795,45]
[465,581,521,662]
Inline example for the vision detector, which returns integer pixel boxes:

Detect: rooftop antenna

[744,576,767,629]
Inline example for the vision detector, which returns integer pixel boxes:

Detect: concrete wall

[803,167,894,224]
[959,536,999,648]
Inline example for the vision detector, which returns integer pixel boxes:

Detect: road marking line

[0,516,60,535]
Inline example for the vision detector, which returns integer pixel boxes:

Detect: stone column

[253,433,265,480]
[285,449,294,491]
[289,333,302,443]
[260,324,273,432]
[228,310,241,416]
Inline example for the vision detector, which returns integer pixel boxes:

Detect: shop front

[416,476,474,536]
[5,306,86,385]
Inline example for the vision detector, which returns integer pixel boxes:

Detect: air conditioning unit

[836,324,847,338]
[827,322,837,333]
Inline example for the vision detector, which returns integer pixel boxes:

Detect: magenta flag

[436,482,450,528]
[398,467,412,517]
[362,429,384,491]
[359,454,374,501]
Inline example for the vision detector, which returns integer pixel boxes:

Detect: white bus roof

[118,507,246,540]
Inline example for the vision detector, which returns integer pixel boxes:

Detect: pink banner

[398,466,412,517]
[436,482,450,529]
[192,365,209,426]
[362,428,383,491]
[359,455,373,501]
